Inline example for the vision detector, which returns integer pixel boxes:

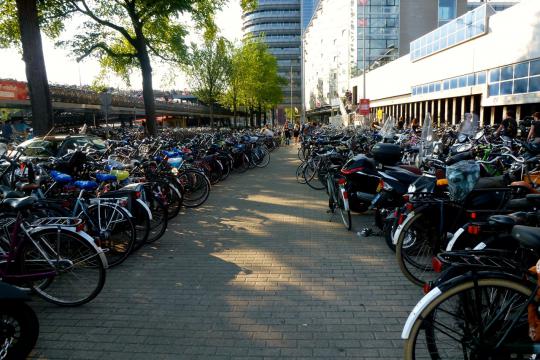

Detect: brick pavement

[31,146,422,360]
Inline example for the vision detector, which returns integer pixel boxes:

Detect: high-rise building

[242,0,302,123]
[301,0,320,30]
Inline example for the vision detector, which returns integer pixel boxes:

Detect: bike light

[469,212,477,220]
[432,257,444,273]
[135,191,141,199]
[467,224,481,235]
[405,203,414,212]
[338,178,346,185]
[436,179,449,186]
[376,180,384,192]
[402,195,410,202]
[423,282,432,294]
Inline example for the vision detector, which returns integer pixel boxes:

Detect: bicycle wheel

[405,277,533,359]
[179,170,211,208]
[396,212,440,287]
[18,228,106,306]
[305,166,326,190]
[0,301,39,359]
[296,163,307,184]
[84,203,135,267]
[131,199,151,249]
[254,147,270,168]
[155,182,182,220]
[146,197,168,243]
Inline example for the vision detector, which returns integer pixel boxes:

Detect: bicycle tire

[395,212,440,287]
[404,277,533,359]
[0,301,39,360]
[18,228,106,306]
[337,190,352,230]
[254,147,270,168]
[83,204,136,267]
[146,197,168,243]
[179,170,211,208]
[296,163,307,184]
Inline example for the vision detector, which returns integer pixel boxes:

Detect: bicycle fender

[339,187,350,211]
[392,211,415,245]
[446,227,466,251]
[136,198,153,220]
[401,286,442,339]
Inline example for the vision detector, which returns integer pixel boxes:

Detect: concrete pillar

[480,106,485,126]
[461,96,466,120]
[517,105,522,120]
[437,99,442,126]
[444,99,449,125]
[431,100,435,119]
[452,98,457,125]
[419,102,424,124]
[503,105,508,120]
[490,107,496,125]
[470,95,475,114]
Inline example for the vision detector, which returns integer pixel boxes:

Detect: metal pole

[362,3,366,100]
[290,65,293,124]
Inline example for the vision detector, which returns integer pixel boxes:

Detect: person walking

[284,122,291,145]
[1,120,13,142]
[293,123,300,144]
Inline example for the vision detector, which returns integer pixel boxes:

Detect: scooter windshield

[379,115,396,140]
[457,113,479,137]
[418,113,435,165]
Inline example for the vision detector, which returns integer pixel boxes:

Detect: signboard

[0,81,28,101]
[377,109,383,120]
[358,98,370,116]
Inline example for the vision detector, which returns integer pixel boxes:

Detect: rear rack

[29,217,83,228]
[437,250,522,271]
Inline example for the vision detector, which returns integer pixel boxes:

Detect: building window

[439,0,457,24]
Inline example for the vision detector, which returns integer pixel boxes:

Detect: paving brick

[31,146,420,359]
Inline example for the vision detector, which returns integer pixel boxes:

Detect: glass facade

[410,5,487,62]
[243,0,302,110]
[357,0,400,71]
[301,0,319,30]
[439,0,457,26]
[412,71,486,96]
[488,58,540,96]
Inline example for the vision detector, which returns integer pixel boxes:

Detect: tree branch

[76,42,137,62]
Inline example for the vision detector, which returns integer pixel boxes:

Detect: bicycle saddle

[73,180,98,191]
[2,196,36,211]
[96,173,117,182]
[50,170,73,183]
[511,225,540,251]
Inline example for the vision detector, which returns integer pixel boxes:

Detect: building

[349,0,540,126]
[303,0,466,118]
[242,0,302,123]
[468,0,520,12]
[301,0,320,31]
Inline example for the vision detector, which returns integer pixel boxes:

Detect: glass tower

[301,0,320,30]
[243,0,302,120]
[357,0,400,72]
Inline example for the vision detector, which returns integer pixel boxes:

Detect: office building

[468,0,520,12]
[242,0,301,123]
[346,0,540,127]
[301,0,320,31]
[303,0,466,115]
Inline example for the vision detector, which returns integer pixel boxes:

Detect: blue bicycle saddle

[96,173,117,182]
[73,180,98,190]
[50,170,73,183]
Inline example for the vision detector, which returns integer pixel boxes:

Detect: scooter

[0,282,39,359]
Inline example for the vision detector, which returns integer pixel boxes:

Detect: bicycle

[0,197,107,306]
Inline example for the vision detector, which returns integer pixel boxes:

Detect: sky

[0,1,243,91]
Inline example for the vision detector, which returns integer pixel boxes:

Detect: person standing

[1,120,13,141]
[495,110,518,138]
[284,122,291,145]
[527,112,540,143]
[293,123,300,144]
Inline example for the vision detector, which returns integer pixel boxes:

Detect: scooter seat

[50,170,73,183]
[489,212,528,227]
[385,168,420,186]
[512,225,540,252]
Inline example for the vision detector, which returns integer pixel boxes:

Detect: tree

[186,37,230,129]
[220,42,244,126]
[63,0,257,135]
[0,0,66,135]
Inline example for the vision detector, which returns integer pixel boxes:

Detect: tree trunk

[136,40,157,136]
[15,0,53,136]
[209,102,214,129]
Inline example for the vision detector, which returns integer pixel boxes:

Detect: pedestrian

[527,112,540,143]
[495,109,517,138]
[284,122,291,145]
[262,124,274,137]
[411,118,420,132]
[293,123,300,144]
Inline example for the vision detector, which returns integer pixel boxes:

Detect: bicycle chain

[0,337,13,360]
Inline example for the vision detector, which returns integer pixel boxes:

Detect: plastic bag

[446,160,480,202]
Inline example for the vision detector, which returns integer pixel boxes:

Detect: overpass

[0,82,236,124]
